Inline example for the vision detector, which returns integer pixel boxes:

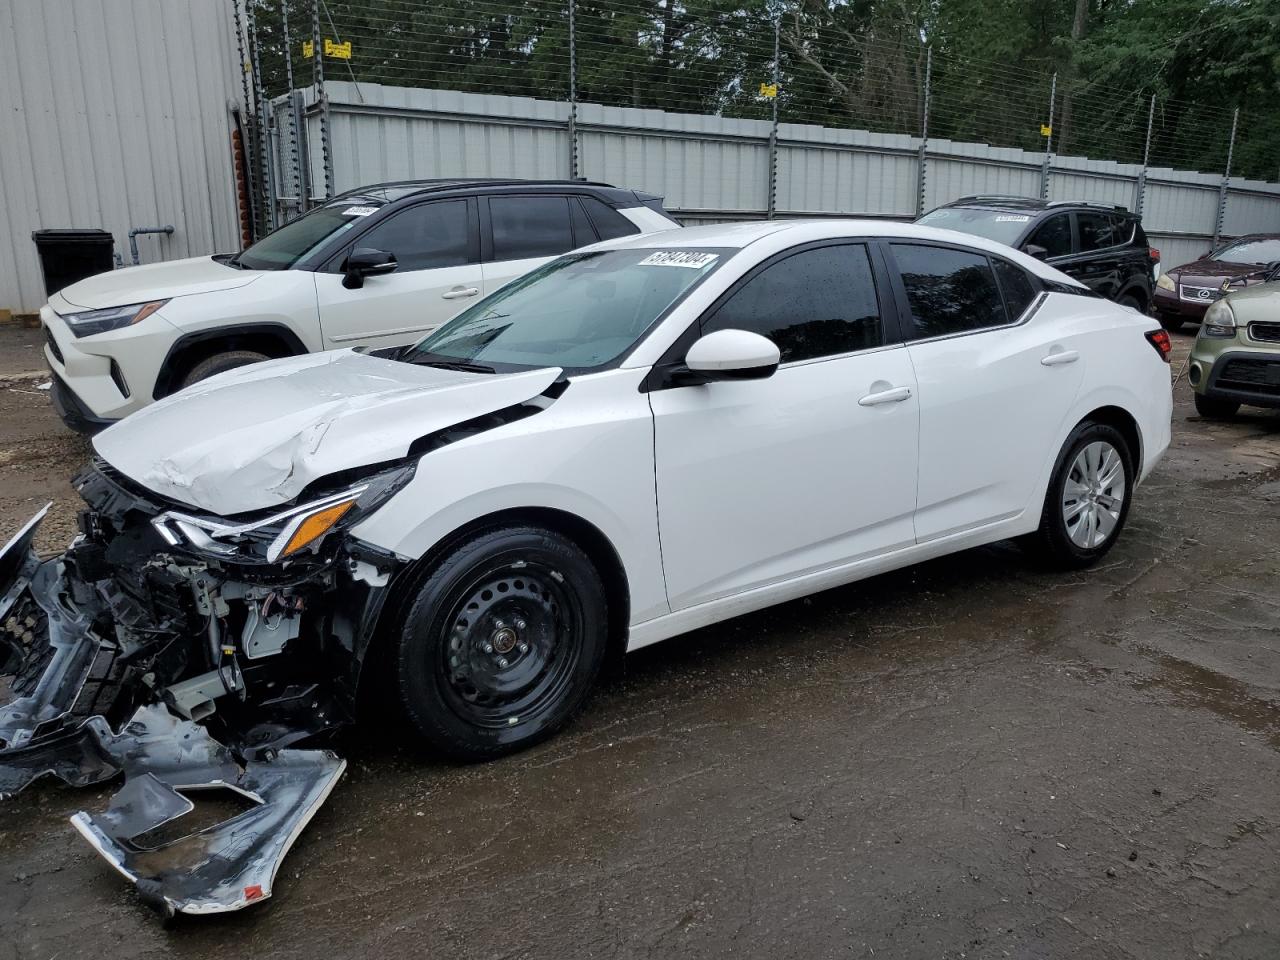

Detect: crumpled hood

[93,351,562,516]
[57,256,261,310]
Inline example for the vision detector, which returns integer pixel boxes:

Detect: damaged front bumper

[1,468,400,917]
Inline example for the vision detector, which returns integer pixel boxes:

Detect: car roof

[936,196,1134,217]
[334,178,641,205]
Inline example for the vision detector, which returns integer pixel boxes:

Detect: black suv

[917,197,1159,311]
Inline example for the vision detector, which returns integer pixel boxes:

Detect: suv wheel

[391,526,609,760]
[1117,294,1143,313]
[1194,393,1240,419]
[1027,422,1134,569]
[179,349,271,389]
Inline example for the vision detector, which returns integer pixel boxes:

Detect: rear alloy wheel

[392,526,608,760]
[1194,393,1240,419]
[1029,422,1134,568]
[179,349,271,388]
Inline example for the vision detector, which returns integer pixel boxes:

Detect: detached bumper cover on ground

[0,500,355,917]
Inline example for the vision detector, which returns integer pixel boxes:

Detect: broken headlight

[150,462,416,563]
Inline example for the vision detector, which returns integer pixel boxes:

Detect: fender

[153,322,311,398]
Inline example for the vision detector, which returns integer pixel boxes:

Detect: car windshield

[1210,238,1280,265]
[235,197,387,270]
[401,247,731,373]
[916,207,1033,247]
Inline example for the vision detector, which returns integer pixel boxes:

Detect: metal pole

[1040,72,1057,200]
[312,0,334,199]
[232,0,259,238]
[281,0,302,218]
[915,46,933,217]
[766,18,780,220]
[567,0,578,179]
[247,2,277,231]
[1134,92,1155,216]
[1214,107,1239,248]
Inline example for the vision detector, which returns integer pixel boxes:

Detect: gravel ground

[1,327,1279,960]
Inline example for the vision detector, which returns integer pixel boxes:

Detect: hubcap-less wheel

[1061,440,1126,548]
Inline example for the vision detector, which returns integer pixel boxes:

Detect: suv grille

[44,326,64,365]
[1217,357,1280,396]
[1179,283,1221,304]
[1248,322,1280,344]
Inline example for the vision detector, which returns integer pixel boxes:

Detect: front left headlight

[61,300,169,338]
[1156,273,1176,291]
[151,462,417,563]
[1201,299,1237,339]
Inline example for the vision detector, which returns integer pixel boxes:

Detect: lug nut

[493,619,506,629]
[514,619,527,630]
[482,642,494,654]
[497,657,509,669]
[518,642,529,654]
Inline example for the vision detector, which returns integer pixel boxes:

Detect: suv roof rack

[1046,199,1130,213]
[948,195,1039,205]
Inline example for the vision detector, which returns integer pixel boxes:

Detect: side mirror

[1023,243,1050,261]
[678,329,780,384]
[342,247,397,289]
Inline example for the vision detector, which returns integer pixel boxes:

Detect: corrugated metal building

[0,0,243,314]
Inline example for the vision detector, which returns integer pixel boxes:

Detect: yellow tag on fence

[325,39,352,60]
[1040,124,1053,137]
[302,40,314,58]
[759,82,778,99]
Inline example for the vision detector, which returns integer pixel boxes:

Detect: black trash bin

[31,229,115,297]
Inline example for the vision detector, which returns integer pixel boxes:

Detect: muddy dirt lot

[1,328,1278,959]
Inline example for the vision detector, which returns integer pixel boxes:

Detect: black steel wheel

[392,525,608,760]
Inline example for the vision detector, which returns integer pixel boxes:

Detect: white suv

[39,179,678,432]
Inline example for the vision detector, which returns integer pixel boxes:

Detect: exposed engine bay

[0,457,409,918]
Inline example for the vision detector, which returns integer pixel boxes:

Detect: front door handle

[442,286,480,300]
[858,385,912,406]
[1041,349,1080,367]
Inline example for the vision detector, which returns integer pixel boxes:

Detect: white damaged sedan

[0,220,1172,914]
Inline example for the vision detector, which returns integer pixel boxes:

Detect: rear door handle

[442,287,480,300]
[1041,350,1080,367]
[858,385,912,406]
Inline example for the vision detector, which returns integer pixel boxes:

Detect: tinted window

[1078,212,1121,252]
[581,197,642,241]
[569,198,598,246]
[701,244,881,363]
[1027,214,1072,258]
[993,259,1038,320]
[490,196,575,261]
[891,243,1005,338]
[356,200,471,271]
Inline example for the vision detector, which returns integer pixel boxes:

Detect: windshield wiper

[406,353,496,374]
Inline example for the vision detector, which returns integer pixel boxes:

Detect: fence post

[766,18,780,219]
[915,46,932,217]
[231,0,259,239]
[311,0,335,199]
[1134,92,1155,216]
[247,2,277,231]
[567,0,578,179]
[281,0,302,218]
[1213,107,1239,248]
[1040,72,1057,200]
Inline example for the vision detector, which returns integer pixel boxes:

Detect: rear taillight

[1149,247,1160,262]
[1145,328,1172,362]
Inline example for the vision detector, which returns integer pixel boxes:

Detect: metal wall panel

[1222,186,1280,238]
[924,157,1042,208]
[0,0,242,313]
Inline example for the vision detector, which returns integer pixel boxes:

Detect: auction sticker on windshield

[995,215,1031,222]
[341,206,379,217]
[639,251,719,269]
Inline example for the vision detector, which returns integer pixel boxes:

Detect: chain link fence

[232,0,1274,251]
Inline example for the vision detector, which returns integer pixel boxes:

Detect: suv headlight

[1201,299,1237,338]
[61,300,169,338]
[1156,273,1176,291]
[151,462,416,563]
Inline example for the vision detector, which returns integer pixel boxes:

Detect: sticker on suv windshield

[639,251,719,269]
[995,215,1031,222]
[341,205,379,217]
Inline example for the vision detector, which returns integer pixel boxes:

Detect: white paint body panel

[89,219,1171,662]
[314,264,483,348]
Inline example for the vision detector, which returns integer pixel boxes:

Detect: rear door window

[490,196,575,261]
[700,244,882,363]
[993,259,1039,320]
[890,243,1006,338]
[1078,212,1120,252]
[1026,214,1073,259]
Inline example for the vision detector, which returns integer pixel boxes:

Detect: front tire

[179,349,271,388]
[1194,393,1240,419]
[1028,422,1135,569]
[391,526,608,761]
